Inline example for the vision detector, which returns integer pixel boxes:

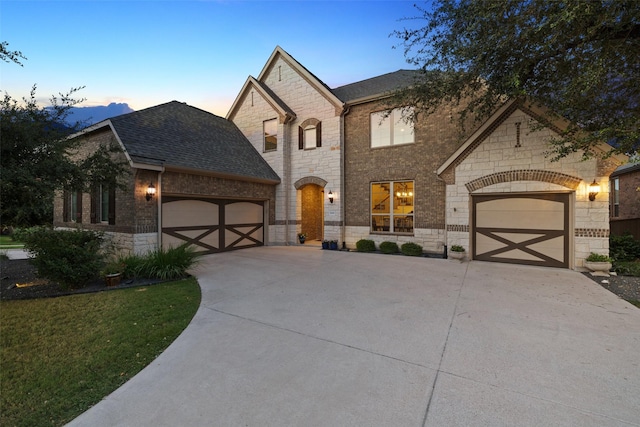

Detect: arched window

[298,118,322,150]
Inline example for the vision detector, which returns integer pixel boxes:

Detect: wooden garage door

[162,197,264,254]
[472,193,570,268]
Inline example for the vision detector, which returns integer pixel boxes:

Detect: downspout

[283,117,291,245]
[340,105,349,248]
[156,168,165,252]
[435,173,448,258]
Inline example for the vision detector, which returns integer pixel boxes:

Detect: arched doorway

[299,184,324,241]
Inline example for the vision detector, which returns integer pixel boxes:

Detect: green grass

[0,235,24,249]
[0,278,201,427]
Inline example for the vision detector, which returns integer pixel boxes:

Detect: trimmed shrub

[401,242,423,257]
[137,244,200,280]
[379,241,399,254]
[610,233,640,263]
[18,227,104,289]
[613,261,640,277]
[355,239,376,252]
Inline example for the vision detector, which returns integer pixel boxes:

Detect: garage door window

[371,181,414,233]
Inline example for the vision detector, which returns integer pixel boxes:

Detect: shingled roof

[97,101,280,183]
[332,70,420,104]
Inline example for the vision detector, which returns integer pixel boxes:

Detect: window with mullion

[371,180,414,233]
[370,107,414,148]
[263,118,278,152]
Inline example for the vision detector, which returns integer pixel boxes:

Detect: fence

[610,218,640,240]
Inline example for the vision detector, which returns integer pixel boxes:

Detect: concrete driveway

[68,246,640,426]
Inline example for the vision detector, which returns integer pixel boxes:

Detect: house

[55,46,627,270]
[54,101,280,255]
[228,46,626,269]
[609,162,640,239]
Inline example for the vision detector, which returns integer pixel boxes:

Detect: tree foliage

[0,85,129,227]
[394,0,640,160]
[0,41,26,66]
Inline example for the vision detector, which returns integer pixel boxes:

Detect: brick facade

[343,100,468,251]
[54,128,277,255]
[162,171,276,224]
[610,166,640,221]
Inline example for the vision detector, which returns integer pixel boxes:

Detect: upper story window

[371,180,414,234]
[611,177,620,217]
[264,118,278,152]
[298,119,322,150]
[370,107,414,148]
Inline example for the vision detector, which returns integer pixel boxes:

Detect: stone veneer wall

[231,54,342,244]
[343,100,469,252]
[444,108,619,268]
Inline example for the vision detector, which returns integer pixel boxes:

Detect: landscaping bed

[1,259,166,300]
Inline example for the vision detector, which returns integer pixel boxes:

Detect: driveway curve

[68,246,640,426]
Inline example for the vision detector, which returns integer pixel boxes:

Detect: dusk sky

[1,1,426,117]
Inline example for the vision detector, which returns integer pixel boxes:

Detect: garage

[162,197,265,254]
[472,193,570,268]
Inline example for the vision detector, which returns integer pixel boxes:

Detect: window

[63,190,82,223]
[371,181,414,233]
[370,107,414,148]
[100,185,109,223]
[611,177,620,217]
[298,119,322,150]
[264,118,278,151]
[91,184,115,225]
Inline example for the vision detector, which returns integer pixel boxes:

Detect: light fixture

[588,180,600,201]
[395,183,413,206]
[328,190,334,204]
[145,183,156,201]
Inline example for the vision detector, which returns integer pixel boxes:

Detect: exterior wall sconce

[588,180,600,201]
[327,190,334,204]
[145,183,156,201]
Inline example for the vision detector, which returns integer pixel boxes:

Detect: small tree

[0,86,129,227]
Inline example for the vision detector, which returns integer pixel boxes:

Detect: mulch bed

[2,258,638,302]
[0,259,165,300]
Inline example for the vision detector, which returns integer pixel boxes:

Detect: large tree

[1,85,129,227]
[394,0,640,160]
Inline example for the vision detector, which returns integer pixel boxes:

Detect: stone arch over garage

[294,176,327,190]
[465,169,582,193]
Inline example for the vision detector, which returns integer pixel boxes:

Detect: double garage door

[162,197,265,254]
[472,193,570,268]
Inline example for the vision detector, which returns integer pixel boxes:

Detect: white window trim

[370,107,414,148]
[371,180,415,234]
[263,118,278,152]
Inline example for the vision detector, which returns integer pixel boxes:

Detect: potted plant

[584,253,613,276]
[298,233,307,244]
[102,261,125,286]
[449,245,466,260]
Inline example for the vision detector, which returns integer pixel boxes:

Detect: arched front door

[299,184,324,241]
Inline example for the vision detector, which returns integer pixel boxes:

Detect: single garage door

[162,197,264,254]
[472,193,570,268]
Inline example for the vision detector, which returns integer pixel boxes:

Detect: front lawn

[0,278,201,427]
[0,235,24,249]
